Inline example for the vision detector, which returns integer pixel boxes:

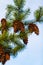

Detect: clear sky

[0,0,43,65]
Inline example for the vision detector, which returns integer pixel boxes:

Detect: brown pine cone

[13,20,25,32]
[23,37,28,45]
[1,53,5,62]
[1,18,7,33]
[0,46,10,64]
[0,45,5,63]
[28,23,39,35]
[2,55,6,65]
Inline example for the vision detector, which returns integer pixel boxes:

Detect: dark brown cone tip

[23,38,28,45]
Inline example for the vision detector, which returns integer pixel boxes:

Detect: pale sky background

[0,0,43,65]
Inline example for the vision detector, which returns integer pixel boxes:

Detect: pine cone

[13,20,25,32]
[23,37,28,45]
[28,23,39,35]
[0,45,10,64]
[1,18,7,33]
[0,45,5,62]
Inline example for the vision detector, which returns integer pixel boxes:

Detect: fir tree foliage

[6,0,30,21]
[0,0,43,64]
[34,7,43,21]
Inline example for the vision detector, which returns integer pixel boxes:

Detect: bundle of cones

[0,18,39,64]
[1,18,39,45]
[0,45,10,65]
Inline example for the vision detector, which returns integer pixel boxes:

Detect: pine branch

[22,9,30,20]
[34,7,43,21]
[16,8,30,21]
[0,32,25,56]
[12,40,25,55]
[13,0,25,9]
[0,0,43,64]
[5,0,30,21]
[6,5,18,19]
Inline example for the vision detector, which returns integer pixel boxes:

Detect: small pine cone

[0,52,5,62]
[2,56,6,65]
[23,37,28,45]
[1,53,5,62]
[28,23,39,35]
[1,18,7,28]
[0,45,5,62]
[1,18,7,33]
[13,20,25,32]
[0,45,7,65]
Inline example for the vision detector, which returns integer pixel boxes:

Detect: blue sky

[0,0,43,65]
